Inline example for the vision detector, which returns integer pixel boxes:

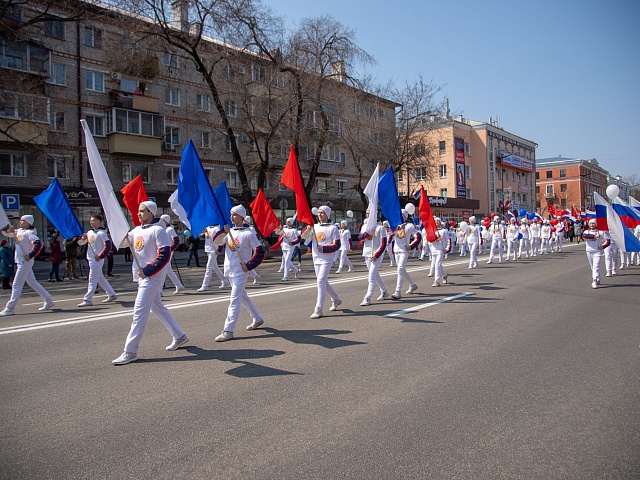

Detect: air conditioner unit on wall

[110,71,122,80]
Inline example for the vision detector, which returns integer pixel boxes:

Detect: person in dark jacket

[186,233,201,267]
[0,239,14,289]
[48,234,64,282]
[64,236,79,279]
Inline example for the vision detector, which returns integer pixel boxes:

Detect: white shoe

[166,334,189,351]
[112,352,138,365]
[0,308,15,317]
[377,291,391,301]
[197,286,208,292]
[309,308,323,319]
[281,276,289,282]
[391,292,401,300]
[432,282,441,287]
[406,284,418,294]
[335,270,342,274]
[427,272,433,277]
[219,282,229,289]
[592,281,598,289]
[39,299,55,311]
[253,278,259,285]
[606,273,611,277]
[102,295,117,304]
[173,286,185,295]
[215,331,234,342]
[329,299,342,311]
[360,299,371,306]
[612,270,617,276]
[348,268,353,272]
[77,300,93,307]
[487,260,492,264]
[246,319,264,330]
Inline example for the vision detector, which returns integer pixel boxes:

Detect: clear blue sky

[266,0,640,180]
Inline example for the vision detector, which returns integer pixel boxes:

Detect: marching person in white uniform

[358,215,390,306]
[487,216,505,264]
[112,201,189,365]
[198,224,228,291]
[159,214,185,294]
[540,220,552,254]
[303,205,342,319]
[276,218,301,281]
[243,216,261,285]
[555,220,565,252]
[505,217,519,261]
[391,209,421,299]
[582,218,610,289]
[518,219,531,259]
[77,214,117,307]
[604,237,619,277]
[429,217,451,287]
[336,220,353,273]
[0,215,55,316]
[529,220,541,256]
[383,221,396,266]
[466,216,482,269]
[212,205,266,342]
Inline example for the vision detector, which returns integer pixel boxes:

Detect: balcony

[106,107,163,156]
[544,192,555,199]
[110,90,159,113]
[0,91,49,145]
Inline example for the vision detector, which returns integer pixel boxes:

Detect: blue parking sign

[1,194,20,211]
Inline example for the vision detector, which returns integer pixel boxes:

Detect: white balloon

[605,184,620,200]
[311,207,319,215]
[405,203,416,215]
[346,210,354,218]
[459,221,469,233]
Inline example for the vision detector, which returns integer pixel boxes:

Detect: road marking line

[384,292,474,317]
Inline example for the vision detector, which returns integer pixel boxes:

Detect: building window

[523,194,527,203]
[337,179,346,195]
[438,141,446,155]
[560,169,567,178]
[166,166,179,185]
[163,52,178,68]
[464,142,470,155]
[49,111,65,131]
[512,171,515,182]
[47,156,68,179]
[440,188,448,197]
[123,163,150,183]
[250,175,270,190]
[48,63,66,86]
[536,171,540,180]
[224,134,234,152]
[226,100,237,117]
[0,153,26,177]
[546,184,554,195]
[165,87,180,106]
[466,188,472,198]
[84,27,102,48]
[465,165,472,179]
[316,178,329,193]
[560,183,567,192]
[339,152,346,166]
[85,114,105,136]
[397,170,404,182]
[536,186,540,194]
[497,168,502,180]
[164,126,180,149]
[197,131,211,148]
[196,94,210,112]
[226,170,240,188]
[561,198,567,208]
[439,164,447,178]
[44,19,65,40]
[546,170,552,179]
[85,71,105,92]
[414,167,427,181]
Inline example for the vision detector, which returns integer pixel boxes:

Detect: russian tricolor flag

[594,192,640,252]
[629,196,640,212]
[612,196,640,228]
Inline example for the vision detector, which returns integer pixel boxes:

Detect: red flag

[270,235,284,251]
[280,145,314,226]
[571,206,579,218]
[250,188,280,237]
[548,205,556,216]
[418,186,438,242]
[120,174,148,226]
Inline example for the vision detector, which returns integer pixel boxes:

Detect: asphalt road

[1,244,639,479]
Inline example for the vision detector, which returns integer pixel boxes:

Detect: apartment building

[399,115,536,222]
[0,0,397,236]
[535,157,609,213]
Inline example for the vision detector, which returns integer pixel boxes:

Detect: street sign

[1,194,19,211]
[278,198,288,211]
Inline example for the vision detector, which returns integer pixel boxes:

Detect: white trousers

[604,244,619,274]
[84,258,115,302]
[364,256,387,301]
[468,241,479,268]
[394,251,415,293]
[587,250,603,283]
[431,250,444,283]
[531,237,540,256]
[223,273,262,332]
[518,238,530,257]
[337,249,353,272]
[165,254,184,289]
[203,252,225,287]
[506,239,518,259]
[489,237,503,262]
[123,275,185,354]
[6,260,51,310]
[556,234,564,251]
[386,243,396,265]
[281,248,299,278]
[541,238,551,254]
[313,262,339,310]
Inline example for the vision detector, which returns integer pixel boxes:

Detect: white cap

[318,205,331,217]
[160,214,171,226]
[401,209,409,219]
[140,201,157,216]
[286,217,294,225]
[21,214,35,225]
[469,216,476,223]
[244,215,251,224]
[230,204,246,218]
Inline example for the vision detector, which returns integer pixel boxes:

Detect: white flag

[0,203,11,229]
[80,120,131,248]
[363,163,379,235]
[168,189,191,229]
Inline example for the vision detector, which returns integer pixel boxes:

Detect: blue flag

[34,178,83,239]
[178,140,218,236]
[378,166,403,230]
[213,182,233,226]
